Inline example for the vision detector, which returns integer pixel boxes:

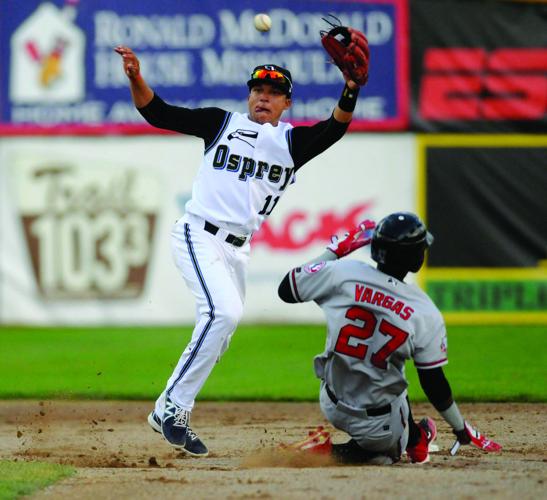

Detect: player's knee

[214,303,243,332]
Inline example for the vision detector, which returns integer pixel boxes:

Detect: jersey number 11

[258,195,280,216]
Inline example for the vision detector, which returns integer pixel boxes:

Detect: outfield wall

[0,134,415,325]
[0,134,547,324]
[2,133,546,326]
[419,135,547,325]
[2,1,545,326]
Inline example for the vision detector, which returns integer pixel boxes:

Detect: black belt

[204,221,247,247]
[325,384,391,417]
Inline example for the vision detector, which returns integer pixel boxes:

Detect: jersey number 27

[335,306,409,369]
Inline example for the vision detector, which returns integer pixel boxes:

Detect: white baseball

[254,13,271,32]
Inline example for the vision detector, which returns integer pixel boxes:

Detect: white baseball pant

[154,213,250,415]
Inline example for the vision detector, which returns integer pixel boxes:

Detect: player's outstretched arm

[325,219,375,259]
[278,220,375,303]
[114,46,154,108]
[417,368,501,455]
[114,50,227,138]
[333,79,359,123]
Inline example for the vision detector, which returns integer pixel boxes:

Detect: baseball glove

[320,16,370,86]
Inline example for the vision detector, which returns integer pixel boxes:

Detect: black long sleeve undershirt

[289,116,349,170]
[417,367,454,412]
[137,94,349,171]
[137,94,227,148]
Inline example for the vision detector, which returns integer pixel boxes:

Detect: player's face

[248,84,291,125]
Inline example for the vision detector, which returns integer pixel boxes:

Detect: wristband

[338,84,360,112]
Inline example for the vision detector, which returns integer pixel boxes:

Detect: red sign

[420,48,547,120]
[252,201,374,250]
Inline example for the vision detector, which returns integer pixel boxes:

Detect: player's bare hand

[327,219,376,258]
[450,421,502,456]
[114,46,140,80]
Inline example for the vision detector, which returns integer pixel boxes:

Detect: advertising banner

[0,134,415,325]
[410,0,547,132]
[419,135,547,324]
[0,0,409,132]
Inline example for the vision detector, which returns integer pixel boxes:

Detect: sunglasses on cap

[251,68,289,82]
[249,68,292,94]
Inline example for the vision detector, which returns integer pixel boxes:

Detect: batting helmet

[371,212,434,273]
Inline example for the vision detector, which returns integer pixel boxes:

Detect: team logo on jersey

[440,336,448,353]
[304,261,326,274]
[227,129,259,148]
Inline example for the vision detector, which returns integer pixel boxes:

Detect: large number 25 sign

[335,306,409,369]
[419,48,547,120]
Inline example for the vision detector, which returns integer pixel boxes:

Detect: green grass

[0,460,75,500]
[0,324,545,401]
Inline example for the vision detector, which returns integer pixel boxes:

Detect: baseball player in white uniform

[116,45,366,456]
[278,213,502,464]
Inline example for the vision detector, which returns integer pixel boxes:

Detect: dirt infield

[1,401,545,499]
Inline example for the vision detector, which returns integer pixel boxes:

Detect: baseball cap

[247,64,293,97]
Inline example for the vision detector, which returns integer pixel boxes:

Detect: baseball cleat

[183,428,209,457]
[282,426,333,455]
[148,411,162,434]
[406,417,437,464]
[154,403,209,457]
[161,396,190,449]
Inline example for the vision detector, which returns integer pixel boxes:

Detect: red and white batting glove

[450,421,502,455]
[327,219,376,258]
[280,426,332,455]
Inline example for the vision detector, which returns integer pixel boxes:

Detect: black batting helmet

[371,212,434,273]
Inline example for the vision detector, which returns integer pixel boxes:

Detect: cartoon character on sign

[9,1,85,104]
[25,37,68,88]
